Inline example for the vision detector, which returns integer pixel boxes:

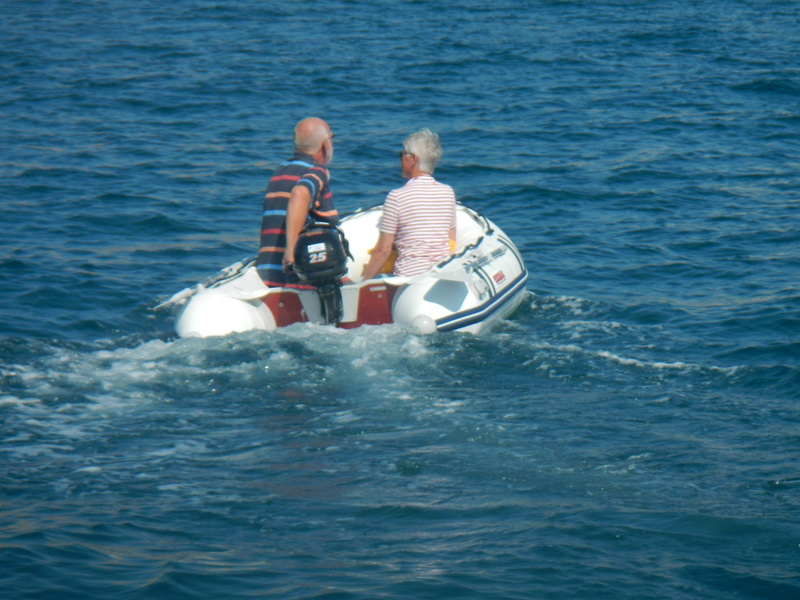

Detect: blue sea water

[1,0,799,598]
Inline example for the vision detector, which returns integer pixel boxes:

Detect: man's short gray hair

[402,128,443,174]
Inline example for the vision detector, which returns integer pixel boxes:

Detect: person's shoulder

[417,176,455,196]
[388,180,412,195]
[307,163,330,177]
[289,154,328,171]
[300,162,330,183]
[432,178,455,196]
[398,175,430,189]
[415,174,451,188]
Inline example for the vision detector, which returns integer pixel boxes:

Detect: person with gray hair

[362,128,456,280]
[402,128,443,174]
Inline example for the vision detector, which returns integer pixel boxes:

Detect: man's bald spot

[294,117,331,153]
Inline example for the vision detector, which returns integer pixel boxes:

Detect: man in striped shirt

[257,117,338,287]
[362,129,456,280]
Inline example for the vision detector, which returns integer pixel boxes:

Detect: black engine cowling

[293,223,349,285]
[293,223,350,325]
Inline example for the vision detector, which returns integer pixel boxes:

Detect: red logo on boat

[493,270,506,284]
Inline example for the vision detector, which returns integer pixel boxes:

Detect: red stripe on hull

[262,292,308,327]
[339,284,398,329]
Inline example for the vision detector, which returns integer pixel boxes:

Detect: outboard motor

[293,223,351,325]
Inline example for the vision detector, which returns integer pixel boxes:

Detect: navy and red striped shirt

[257,154,338,287]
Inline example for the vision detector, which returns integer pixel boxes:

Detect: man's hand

[282,252,294,273]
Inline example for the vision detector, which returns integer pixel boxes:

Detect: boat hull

[167,205,528,337]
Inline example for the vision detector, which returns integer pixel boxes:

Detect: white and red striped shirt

[379,175,457,277]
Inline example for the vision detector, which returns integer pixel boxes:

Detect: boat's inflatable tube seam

[435,270,528,332]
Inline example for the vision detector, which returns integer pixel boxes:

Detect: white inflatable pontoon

[163,204,528,337]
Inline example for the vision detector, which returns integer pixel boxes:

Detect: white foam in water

[530,294,593,317]
[74,466,102,474]
[562,319,626,339]
[1,340,205,452]
[595,350,694,371]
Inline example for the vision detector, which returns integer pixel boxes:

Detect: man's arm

[282,186,312,269]
[362,231,395,281]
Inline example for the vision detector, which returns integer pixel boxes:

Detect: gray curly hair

[402,128,443,174]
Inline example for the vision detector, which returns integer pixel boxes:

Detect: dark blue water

[2,1,799,598]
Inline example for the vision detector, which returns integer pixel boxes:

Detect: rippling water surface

[2,1,799,598]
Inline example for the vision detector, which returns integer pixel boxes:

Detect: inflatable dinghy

[162,204,528,337]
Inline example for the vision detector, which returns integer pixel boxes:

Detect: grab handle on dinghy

[464,246,507,272]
